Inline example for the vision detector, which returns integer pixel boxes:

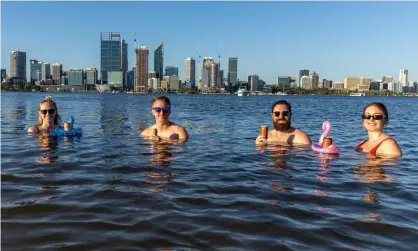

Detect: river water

[1,92,418,250]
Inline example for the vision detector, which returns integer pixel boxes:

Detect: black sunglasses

[153,107,170,114]
[362,114,386,120]
[40,109,55,115]
[273,111,290,117]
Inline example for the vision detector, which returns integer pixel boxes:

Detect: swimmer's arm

[177,126,189,141]
[294,130,312,145]
[28,126,37,133]
[377,139,402,158]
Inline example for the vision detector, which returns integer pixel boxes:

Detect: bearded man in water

[255,100,311,145]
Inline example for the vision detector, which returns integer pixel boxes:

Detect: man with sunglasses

[141,96,189,141]
[255,100,311,146]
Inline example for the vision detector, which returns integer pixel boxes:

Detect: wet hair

[152,96,171,108]
[271,100,292,114]
[363,102,389,123]
[37,96,62,126]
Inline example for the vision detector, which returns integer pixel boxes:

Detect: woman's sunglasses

[362,114,386,120]
[40,109,55,115]
[273,111,290,117]
[153,107,170,114]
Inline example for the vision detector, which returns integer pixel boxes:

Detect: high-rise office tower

[85,68,98,85]
[249,75,259,92]
[68,69,85,85]
[154,42,164,79]
[165,66,178,76]
[42,63,51,81]
[399,69,408,86]
[30,59,43,82]
[228,57,238,87]
[100,32,128,84]
[1,69,6,82]
[210,62,219,88]
[10,50,26,80]
[311,71,319,89]
[202,57,214,87]
[135,45,149,92]
[299,69,309,87]
[184,57,196,87]
[52,63,63,85]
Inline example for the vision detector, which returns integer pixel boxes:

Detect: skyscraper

[399,69,408,86]
[154,42,164,79]
[10,50,26,80]
[202,57,214,88]
[85,68,98,85]
[52,63,63,85]
[299,69,309,87]
[249,75,259,92]
[210,62,219,88]
[228,57,238,87]
[30,59,43,83]
[184,57,196,87]
[42,63,51,81]
[1,69,6,82]
[165,66,178,76]
[311,71,319,89]
[100,32,128,85]
[135,45,149,92]
[68,69,84,85]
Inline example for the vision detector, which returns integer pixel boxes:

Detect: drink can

[260,126,268,138]
[322,137,333,147]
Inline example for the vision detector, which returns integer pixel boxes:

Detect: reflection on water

[36,134,58,163]
[2,93,417,250]
[145,142,175,188]
[363,190,379,204]
[353,157,396,183]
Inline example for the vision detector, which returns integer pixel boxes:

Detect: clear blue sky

[1,1,417,84]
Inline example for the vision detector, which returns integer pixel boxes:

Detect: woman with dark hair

[28,96,62,134]
[355,102,402,157]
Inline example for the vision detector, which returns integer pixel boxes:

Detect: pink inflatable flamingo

[312,121,340,154]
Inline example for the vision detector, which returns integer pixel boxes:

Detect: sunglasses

[40,109,55,115]
[273,111,290,117]
[153,107,170,114]
[362,114,386,120]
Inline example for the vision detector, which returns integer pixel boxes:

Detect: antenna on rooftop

[198,44,201,81]
[134,32,137,51]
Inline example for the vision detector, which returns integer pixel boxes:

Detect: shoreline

[2,89,417,97]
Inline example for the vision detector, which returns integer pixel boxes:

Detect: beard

[273,119,291,131]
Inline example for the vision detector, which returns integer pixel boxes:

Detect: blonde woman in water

[28,96,62,134]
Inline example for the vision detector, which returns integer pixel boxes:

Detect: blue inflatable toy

[50,116,82,137]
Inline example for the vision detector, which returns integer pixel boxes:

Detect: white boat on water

[350,93,365,96]
[237,88,249,96]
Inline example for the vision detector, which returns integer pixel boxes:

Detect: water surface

[2,92,418,250]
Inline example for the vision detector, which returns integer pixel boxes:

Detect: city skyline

[1,1,418,84]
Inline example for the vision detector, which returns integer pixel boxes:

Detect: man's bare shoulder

[293,128,312,145]
[169,123,189,140]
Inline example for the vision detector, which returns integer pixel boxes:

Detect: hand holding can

[260,126,268,138]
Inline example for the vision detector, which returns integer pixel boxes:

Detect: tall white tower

[399,69,408,86]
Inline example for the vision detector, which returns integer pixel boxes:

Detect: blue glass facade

[154,43,163,79]
[30,59,43,82]
[100,32,128,84]
[165,66,178,76]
